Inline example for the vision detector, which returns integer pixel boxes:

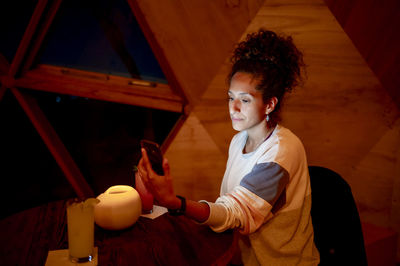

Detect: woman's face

[228,72,268,132]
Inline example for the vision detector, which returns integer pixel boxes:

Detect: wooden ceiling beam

[11,87,94,199]
[11,64,185,113]
[8,0,48,77]
[20,0,62,75]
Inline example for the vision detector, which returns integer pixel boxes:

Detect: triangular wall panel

[165,0,400,256]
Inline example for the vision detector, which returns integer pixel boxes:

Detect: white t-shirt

[201,124,319,265]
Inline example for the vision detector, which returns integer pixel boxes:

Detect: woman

[138,29,320,265]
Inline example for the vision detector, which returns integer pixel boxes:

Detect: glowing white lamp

[94,185,142,230]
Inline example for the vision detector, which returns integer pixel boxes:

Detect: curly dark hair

[228,29,305,124]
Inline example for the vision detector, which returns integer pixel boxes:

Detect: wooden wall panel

[197,0,399,179]
[134,0,264,106]
[321,4,400,252]
[163,0,400,258]
[324,0,400,110]
[352,118,400,225]
[165,114,226,201]
[193,63,235,155]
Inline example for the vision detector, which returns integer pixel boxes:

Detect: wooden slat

[8,0,48,77]
[11,87,94,199]
[14,64,185,113]
[20,0,63,75]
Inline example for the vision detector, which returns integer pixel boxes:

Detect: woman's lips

[231,117,243,122]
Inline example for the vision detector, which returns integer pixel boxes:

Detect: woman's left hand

[137,149,179,209]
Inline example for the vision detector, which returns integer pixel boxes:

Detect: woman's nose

[230,99,240,113]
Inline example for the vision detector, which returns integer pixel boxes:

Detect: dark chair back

[309,166,368,266]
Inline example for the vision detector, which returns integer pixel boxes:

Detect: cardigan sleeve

[201,162,289,234]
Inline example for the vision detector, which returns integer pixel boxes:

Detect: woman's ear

[266,97,278,115]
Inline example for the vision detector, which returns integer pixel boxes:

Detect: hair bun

[232,30,292,68]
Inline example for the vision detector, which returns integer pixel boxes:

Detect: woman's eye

[242,99,250,103]
[227,96,234,102]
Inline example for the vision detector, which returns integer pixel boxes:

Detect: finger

[137,158,149,183]
[163,158,171,181]
[137,158,145,175]
[135,171,145,187]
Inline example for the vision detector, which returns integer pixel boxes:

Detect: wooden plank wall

[324,0,400,110]
[322,3,400,257]
[133,0,264,106]
[136,0,400,259]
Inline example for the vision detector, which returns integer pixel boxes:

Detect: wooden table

[0,200,237,266]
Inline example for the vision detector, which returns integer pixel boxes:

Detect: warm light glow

[94,185,142,230]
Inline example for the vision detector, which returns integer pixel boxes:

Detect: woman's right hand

[137,148,180,210]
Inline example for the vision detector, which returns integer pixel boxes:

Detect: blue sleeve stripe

[239,162,289,206]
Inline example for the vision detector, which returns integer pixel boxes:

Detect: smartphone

[140,140,164,175]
